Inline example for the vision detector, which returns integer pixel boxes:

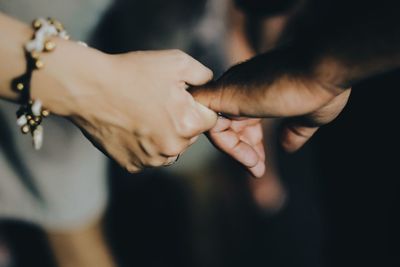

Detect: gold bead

[54,21,64,32]
[31,51,40,60]
[29,119,36,126]
[21,124,30,134]
[34,116,41,123]
[16,83,24,91]
[32,19,42,29]
[41,110,50,117]
[26,115,32,120]
[48,18,64,31]
[35,60,44,69]
[44,41,56,52]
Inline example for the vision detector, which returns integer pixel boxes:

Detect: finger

[125,164,141,174]
[209,130,259,168]
[164,155,180,166]
[238,122,263,146]
[280,124,319,153]
[248,160,266,178]
[189,135,200,145]
[254,141,266,161]
[231,118,260,132]
[210,116,232,133]
[144,157,170,168]
[306,88,351,125]
[176,101,217,139]
[245,141,266,178]
[193,101,218,132]
[157,136,188,157]
[248,141,266,178]
[280,88,351,152]
[190,81,245,115]
[181,56,213,86]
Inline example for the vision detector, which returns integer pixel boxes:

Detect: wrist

[30,38,111,117]
[0,14,33,102]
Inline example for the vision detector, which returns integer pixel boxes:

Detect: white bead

[31,100,42,116]
[59,31,69,39]
[16,115,28,126]
[35,39,44,52]
[34,31,45,51]
[49,27,58,35]
[25,41,37,52]
[33,125,43,150]
[42,26,57,36]
[77,41,88,47]
[26,20,59,53]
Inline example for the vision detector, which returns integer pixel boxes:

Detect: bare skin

[192,0,399,167]
[0,12,265,176]
[47,219,115,267]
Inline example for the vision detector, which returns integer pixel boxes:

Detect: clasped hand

[33,43,265,176]
[34,39,351,178]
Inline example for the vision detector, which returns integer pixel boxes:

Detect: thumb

[190,81,261,117]
[193,101,218,133]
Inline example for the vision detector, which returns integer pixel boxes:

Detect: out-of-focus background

[1,0,399,267]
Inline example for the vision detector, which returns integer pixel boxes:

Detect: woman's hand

[31,41,217,172]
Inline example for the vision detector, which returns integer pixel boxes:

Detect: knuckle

[170,49,185,59]
[159,140,184,156]
[177,118,199,137]
[144,158,165,168]
[171,50,190,68]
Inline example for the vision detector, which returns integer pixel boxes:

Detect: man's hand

[191,49,351,172]
[207,117,265,177]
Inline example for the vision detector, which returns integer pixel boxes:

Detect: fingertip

[249,161,266,178]
[195,102,218,129]
[280,134,302,153]
[204,67,214,83]
[237,143,259,168]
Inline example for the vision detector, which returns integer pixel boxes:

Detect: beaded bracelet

[12,18,70,150]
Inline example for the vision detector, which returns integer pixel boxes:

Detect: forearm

[0,12,33,102]
[294,0,400,87]
[221,0,400,90]
[0,12,109,117]
[0,13,218,172]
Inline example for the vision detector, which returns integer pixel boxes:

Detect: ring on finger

[164,154,180,166]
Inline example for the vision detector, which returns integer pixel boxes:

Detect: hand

[207,116,266,177]
[31,42,217,172]
[191,49,351,168]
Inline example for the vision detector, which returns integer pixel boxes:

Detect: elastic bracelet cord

[12,18,70,150]
[12,51,34,104]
